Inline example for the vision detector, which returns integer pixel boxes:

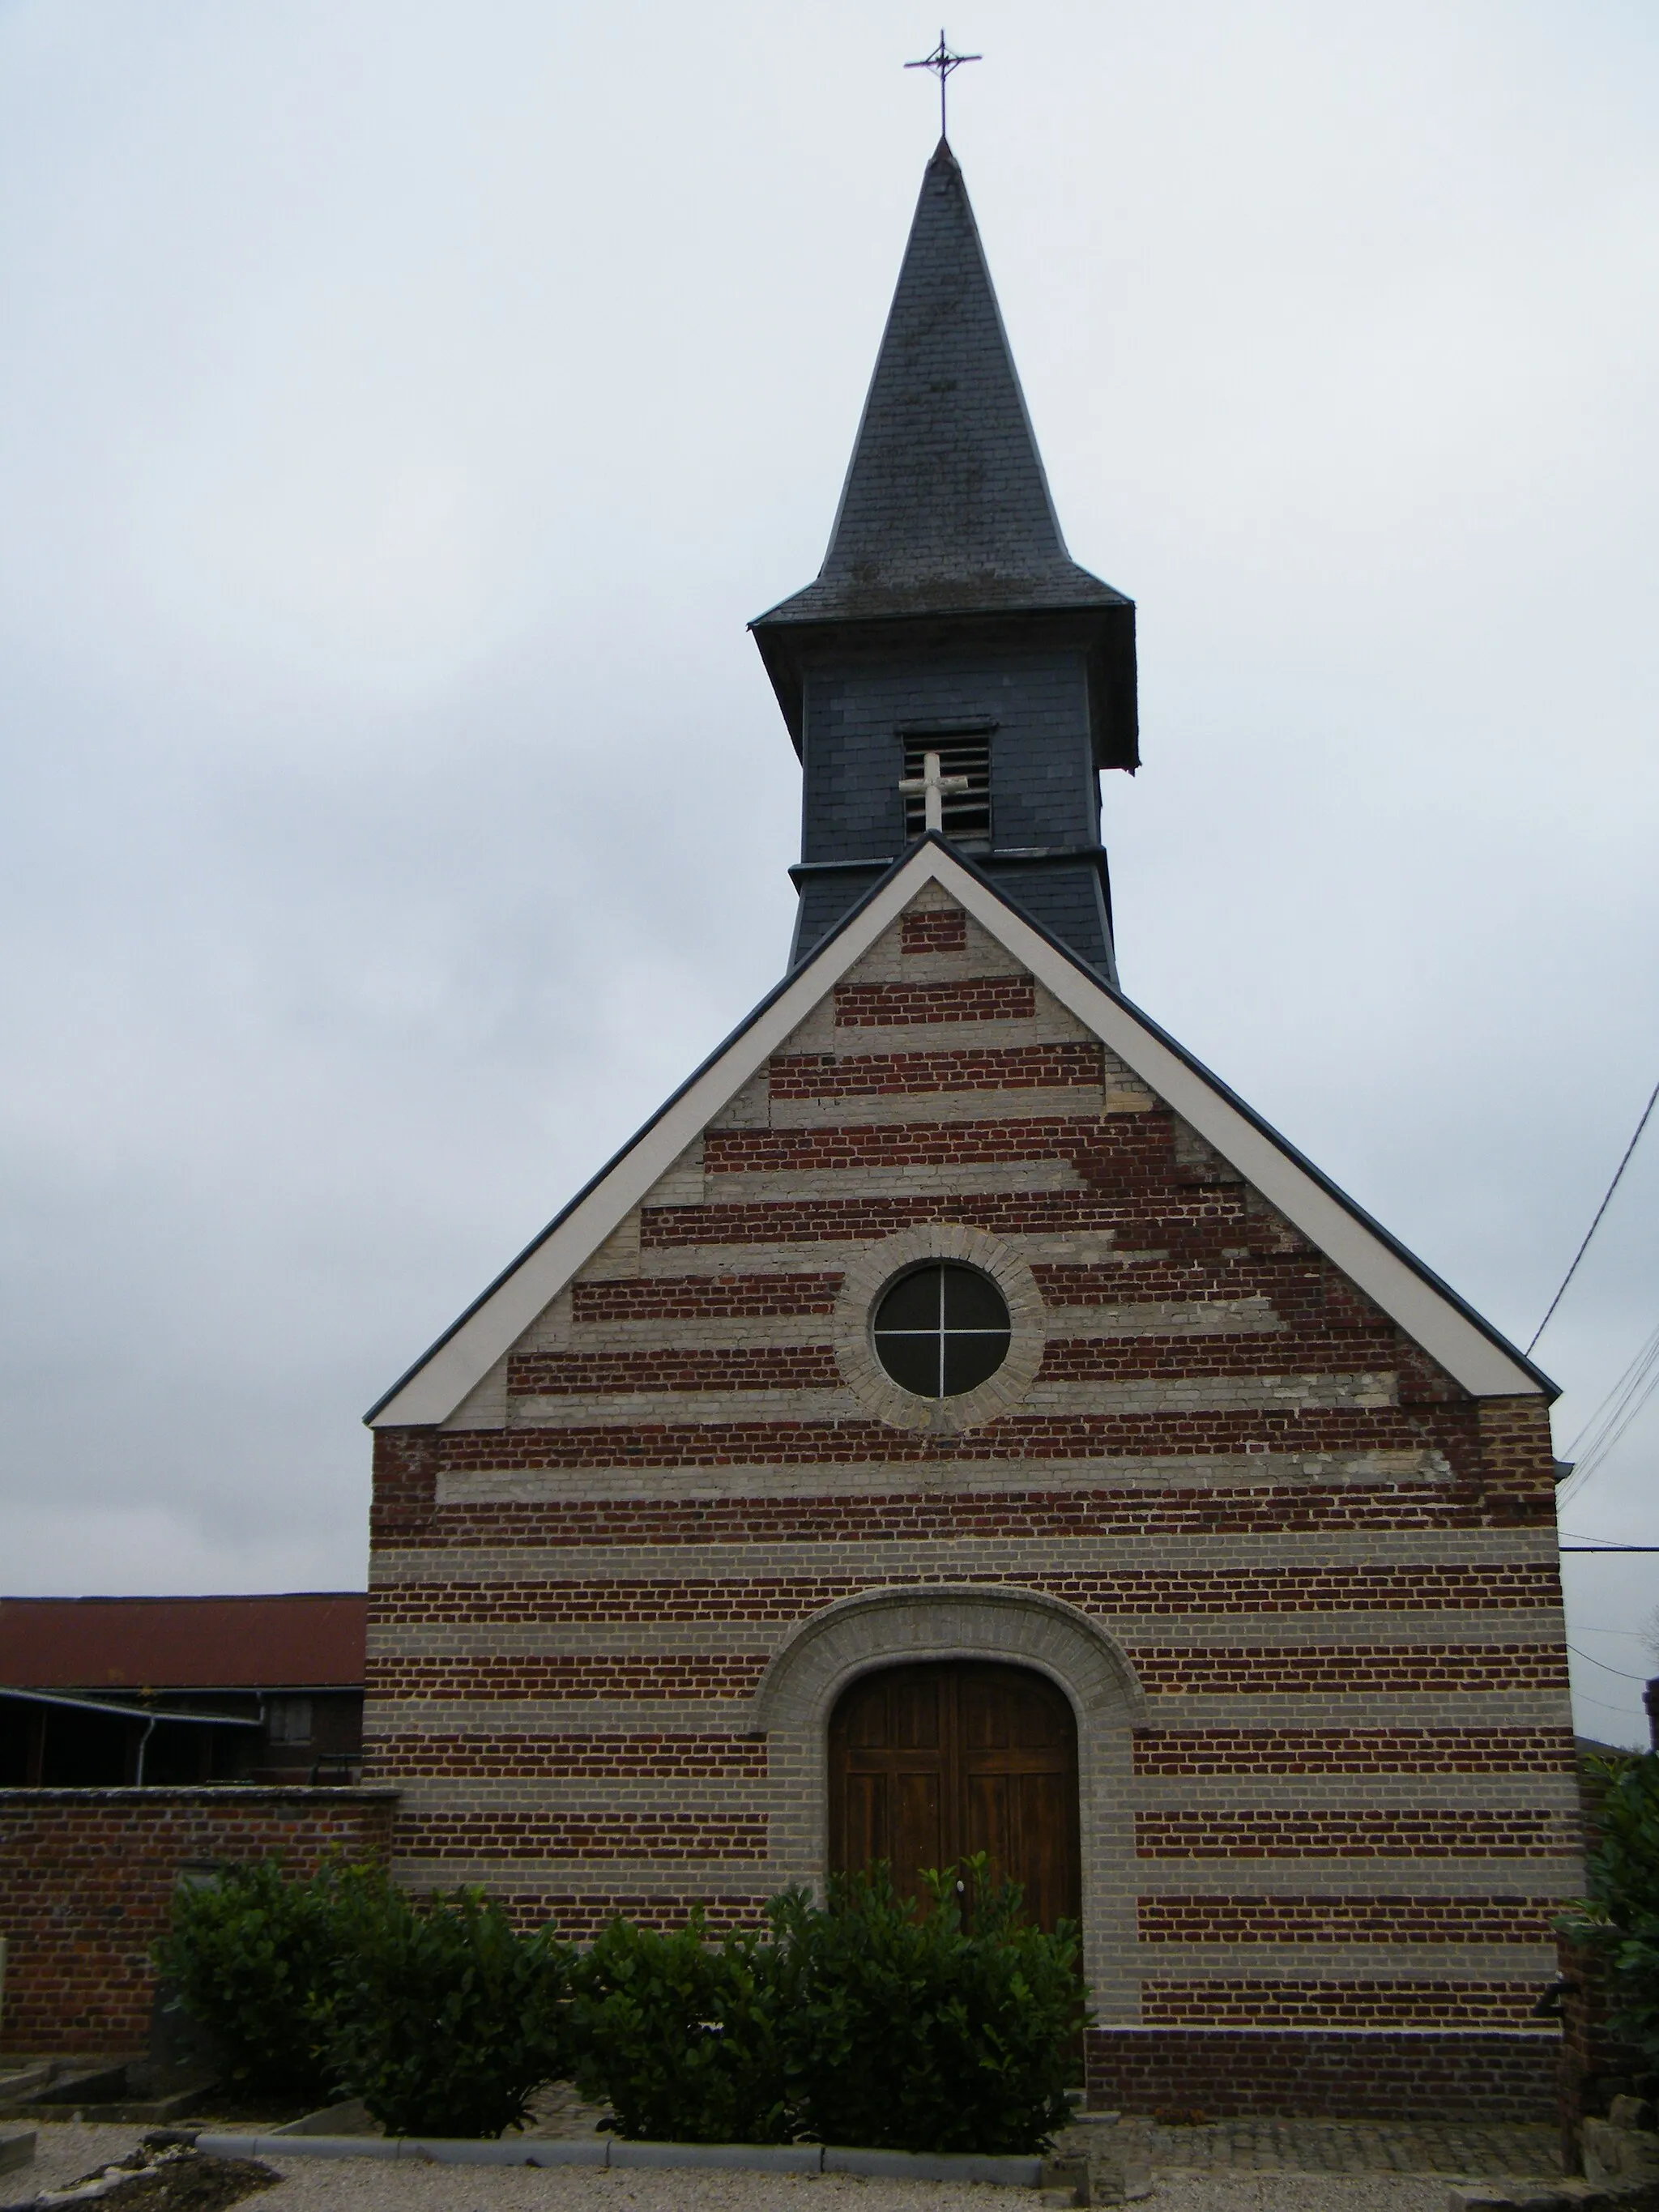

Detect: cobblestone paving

[524,2083,1566,2187]
[520,2081,608,2137]
[1086,2116,1563,2176]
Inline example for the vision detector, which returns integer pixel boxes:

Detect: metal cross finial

[898,749,972,837]
[906,30,981,139]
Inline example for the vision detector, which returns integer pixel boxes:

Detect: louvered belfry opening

[900,730,992,849]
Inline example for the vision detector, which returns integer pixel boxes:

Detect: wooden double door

[828,1660,1081,1932]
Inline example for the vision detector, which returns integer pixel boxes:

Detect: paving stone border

[195,2130,1045,2189]
[1448,2184,1659,2212]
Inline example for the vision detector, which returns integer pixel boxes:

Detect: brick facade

[365,878,1578,2116]
[0,1786,394,2051]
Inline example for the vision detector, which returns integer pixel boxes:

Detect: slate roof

[0,1592,367,1690]
[755,141,1130,628]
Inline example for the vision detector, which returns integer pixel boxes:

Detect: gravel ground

[11,2120,1491,2212]
[1149,2181,1451,2212]
[17,2121,152,2197]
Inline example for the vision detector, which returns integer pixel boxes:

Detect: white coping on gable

[371,846,1542,1426]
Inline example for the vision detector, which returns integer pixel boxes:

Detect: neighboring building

[361,143,1579,2117]
[0,1593,365,1787]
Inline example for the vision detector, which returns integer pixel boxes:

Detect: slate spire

[751,140,1138,981]
[758,140,1128,624]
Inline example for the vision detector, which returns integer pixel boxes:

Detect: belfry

[753,143,1136,980]
[365,139,1578,2120]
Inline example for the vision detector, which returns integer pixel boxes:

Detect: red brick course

[1127,1646,1569,1694]
[1133,1728,1577,1776]
[704,1116,1129,1174]
[0,1787,394,2052]
[489,1890,773,1942]
[571,1275,842,1322]
[370,1656,766,1701]
[642,1191,1211,1248]
[363,1732,766,1780]
[1140,1980,1550,2027]
[834,978,1034,1025]
[1029,1258,1369,1309]
[1135,1809,1576,1858]
[427,1409,1487,1477]
[900,908,966,953]
[369,1472,1549,1551]
[1138,1894,1559,1943]
[767,1044,1102,1098]
[369,1564,1561,1626]
[372,1644,1558,1704]
[397,1812,766,1860]
[1035,1331,1398,1379]
[506,1345,841,1395]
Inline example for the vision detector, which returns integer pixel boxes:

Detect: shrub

[326,1884,569,2139]
[769,1859,1085,2155]
[153,1856,370,2103]
[1562,1750,1659,2094]
[569,1911,787,2143]
[158,1854,1084,2151]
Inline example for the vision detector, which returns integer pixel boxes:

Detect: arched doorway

[828,1660,1081,1930]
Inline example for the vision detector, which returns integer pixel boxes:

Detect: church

[363,143,1579,2119]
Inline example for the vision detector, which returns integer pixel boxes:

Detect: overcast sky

[2,2,1656,1744]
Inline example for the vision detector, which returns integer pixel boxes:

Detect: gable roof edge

[370,838,1551,1427]
[929,847,1555,1401]
[365,843,961,1427]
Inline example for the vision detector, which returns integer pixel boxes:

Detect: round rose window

[872,1262,1011,1399]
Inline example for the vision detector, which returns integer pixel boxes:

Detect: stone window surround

[833,1222,1046,1435]
[751,1583,1146,2014]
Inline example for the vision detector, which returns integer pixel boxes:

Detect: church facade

[364,145,1578,2119]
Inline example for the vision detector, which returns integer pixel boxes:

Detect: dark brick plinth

[1086,2025,1562,2121]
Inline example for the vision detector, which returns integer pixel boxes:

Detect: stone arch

[751,1585,1143,2010]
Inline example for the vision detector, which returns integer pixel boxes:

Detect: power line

[1567,1644,1656,1683]
[1529,1073,1659,1353]
[1573,1693,1648,1725]
[1558,1317,1659,1507]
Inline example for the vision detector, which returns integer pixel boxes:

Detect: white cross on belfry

[898,749,971,836]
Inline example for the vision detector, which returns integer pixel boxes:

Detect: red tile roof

[0,1594,366,1691]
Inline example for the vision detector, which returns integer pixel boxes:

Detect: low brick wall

[1086,2024,1562,2120]
[0,1786,397,2052]
[1559,1933,1649,2170]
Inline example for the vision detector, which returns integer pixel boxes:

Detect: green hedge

[153,1856,367,2104]
[159,1854,1085,2151]
[156,1860,565,2135]
[768,1863,1085,2154]
[1560,1750,1659,2095]
[569,1910,788,2143]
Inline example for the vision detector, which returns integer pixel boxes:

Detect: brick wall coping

[1095,2024,1561,2041]
[0,1785,400,1805]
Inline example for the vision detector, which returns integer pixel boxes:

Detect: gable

[367,845,1548,1427]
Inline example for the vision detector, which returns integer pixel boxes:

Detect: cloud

[2,0,1657,1741]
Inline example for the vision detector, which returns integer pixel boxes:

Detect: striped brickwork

[365,882,1574,2108]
